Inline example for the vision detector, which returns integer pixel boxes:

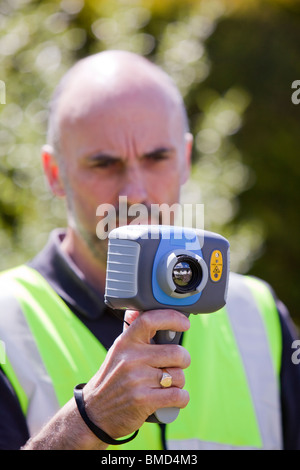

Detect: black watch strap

[74,383,139,446]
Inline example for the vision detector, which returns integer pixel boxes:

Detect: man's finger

[124,309,190,344]
[123,310,140,331]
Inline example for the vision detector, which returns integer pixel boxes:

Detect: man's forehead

[55,51,182,121]
[62,93,180,161]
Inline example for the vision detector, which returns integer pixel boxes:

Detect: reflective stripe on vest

[0,267,282,449]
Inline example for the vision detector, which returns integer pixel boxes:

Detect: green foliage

[204,3,300,325]
[0,0,299,325]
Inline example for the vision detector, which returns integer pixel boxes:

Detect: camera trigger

[153,329,182,345]
[167,330,176,341]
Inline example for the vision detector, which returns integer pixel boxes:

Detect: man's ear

[41,145,65,197]
[180,132,193,185]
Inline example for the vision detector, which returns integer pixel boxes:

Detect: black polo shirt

[0,230,299,449]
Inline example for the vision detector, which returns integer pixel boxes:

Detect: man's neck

[60,228,107,293]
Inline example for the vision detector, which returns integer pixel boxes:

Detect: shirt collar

[28,229,107,320]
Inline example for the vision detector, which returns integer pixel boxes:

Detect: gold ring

[160,369,172,388]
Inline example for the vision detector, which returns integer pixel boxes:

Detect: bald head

[46,50,189,160]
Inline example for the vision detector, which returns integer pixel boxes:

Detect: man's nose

[120,164,148,205]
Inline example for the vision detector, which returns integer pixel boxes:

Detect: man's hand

[83,309,191,439]
[23,309,190,450]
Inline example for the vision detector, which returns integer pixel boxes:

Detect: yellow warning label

[210,250,223,282]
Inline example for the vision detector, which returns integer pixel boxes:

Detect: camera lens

[172,255,203,293]
[172,261,192,287]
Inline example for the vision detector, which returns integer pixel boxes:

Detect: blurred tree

[204,1,300,325]
[0,0,299,326]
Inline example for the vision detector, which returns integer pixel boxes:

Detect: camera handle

[146,328,184,424]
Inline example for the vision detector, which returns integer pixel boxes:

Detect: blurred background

[0,0,299,327]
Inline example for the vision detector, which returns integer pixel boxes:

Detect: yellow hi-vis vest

[0,265,283,450]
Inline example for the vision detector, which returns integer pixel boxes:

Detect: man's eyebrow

[84,147,175,162]
[85,152,121,162]
[143,147,175,157]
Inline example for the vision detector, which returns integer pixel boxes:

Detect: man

[0,50,299,450]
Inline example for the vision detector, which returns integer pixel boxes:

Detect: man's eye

[145,152,169,162]
[93,158,119,169]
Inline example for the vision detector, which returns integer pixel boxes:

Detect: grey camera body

[105,225,230,315]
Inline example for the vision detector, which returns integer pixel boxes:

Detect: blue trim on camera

[152,227,202,306]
